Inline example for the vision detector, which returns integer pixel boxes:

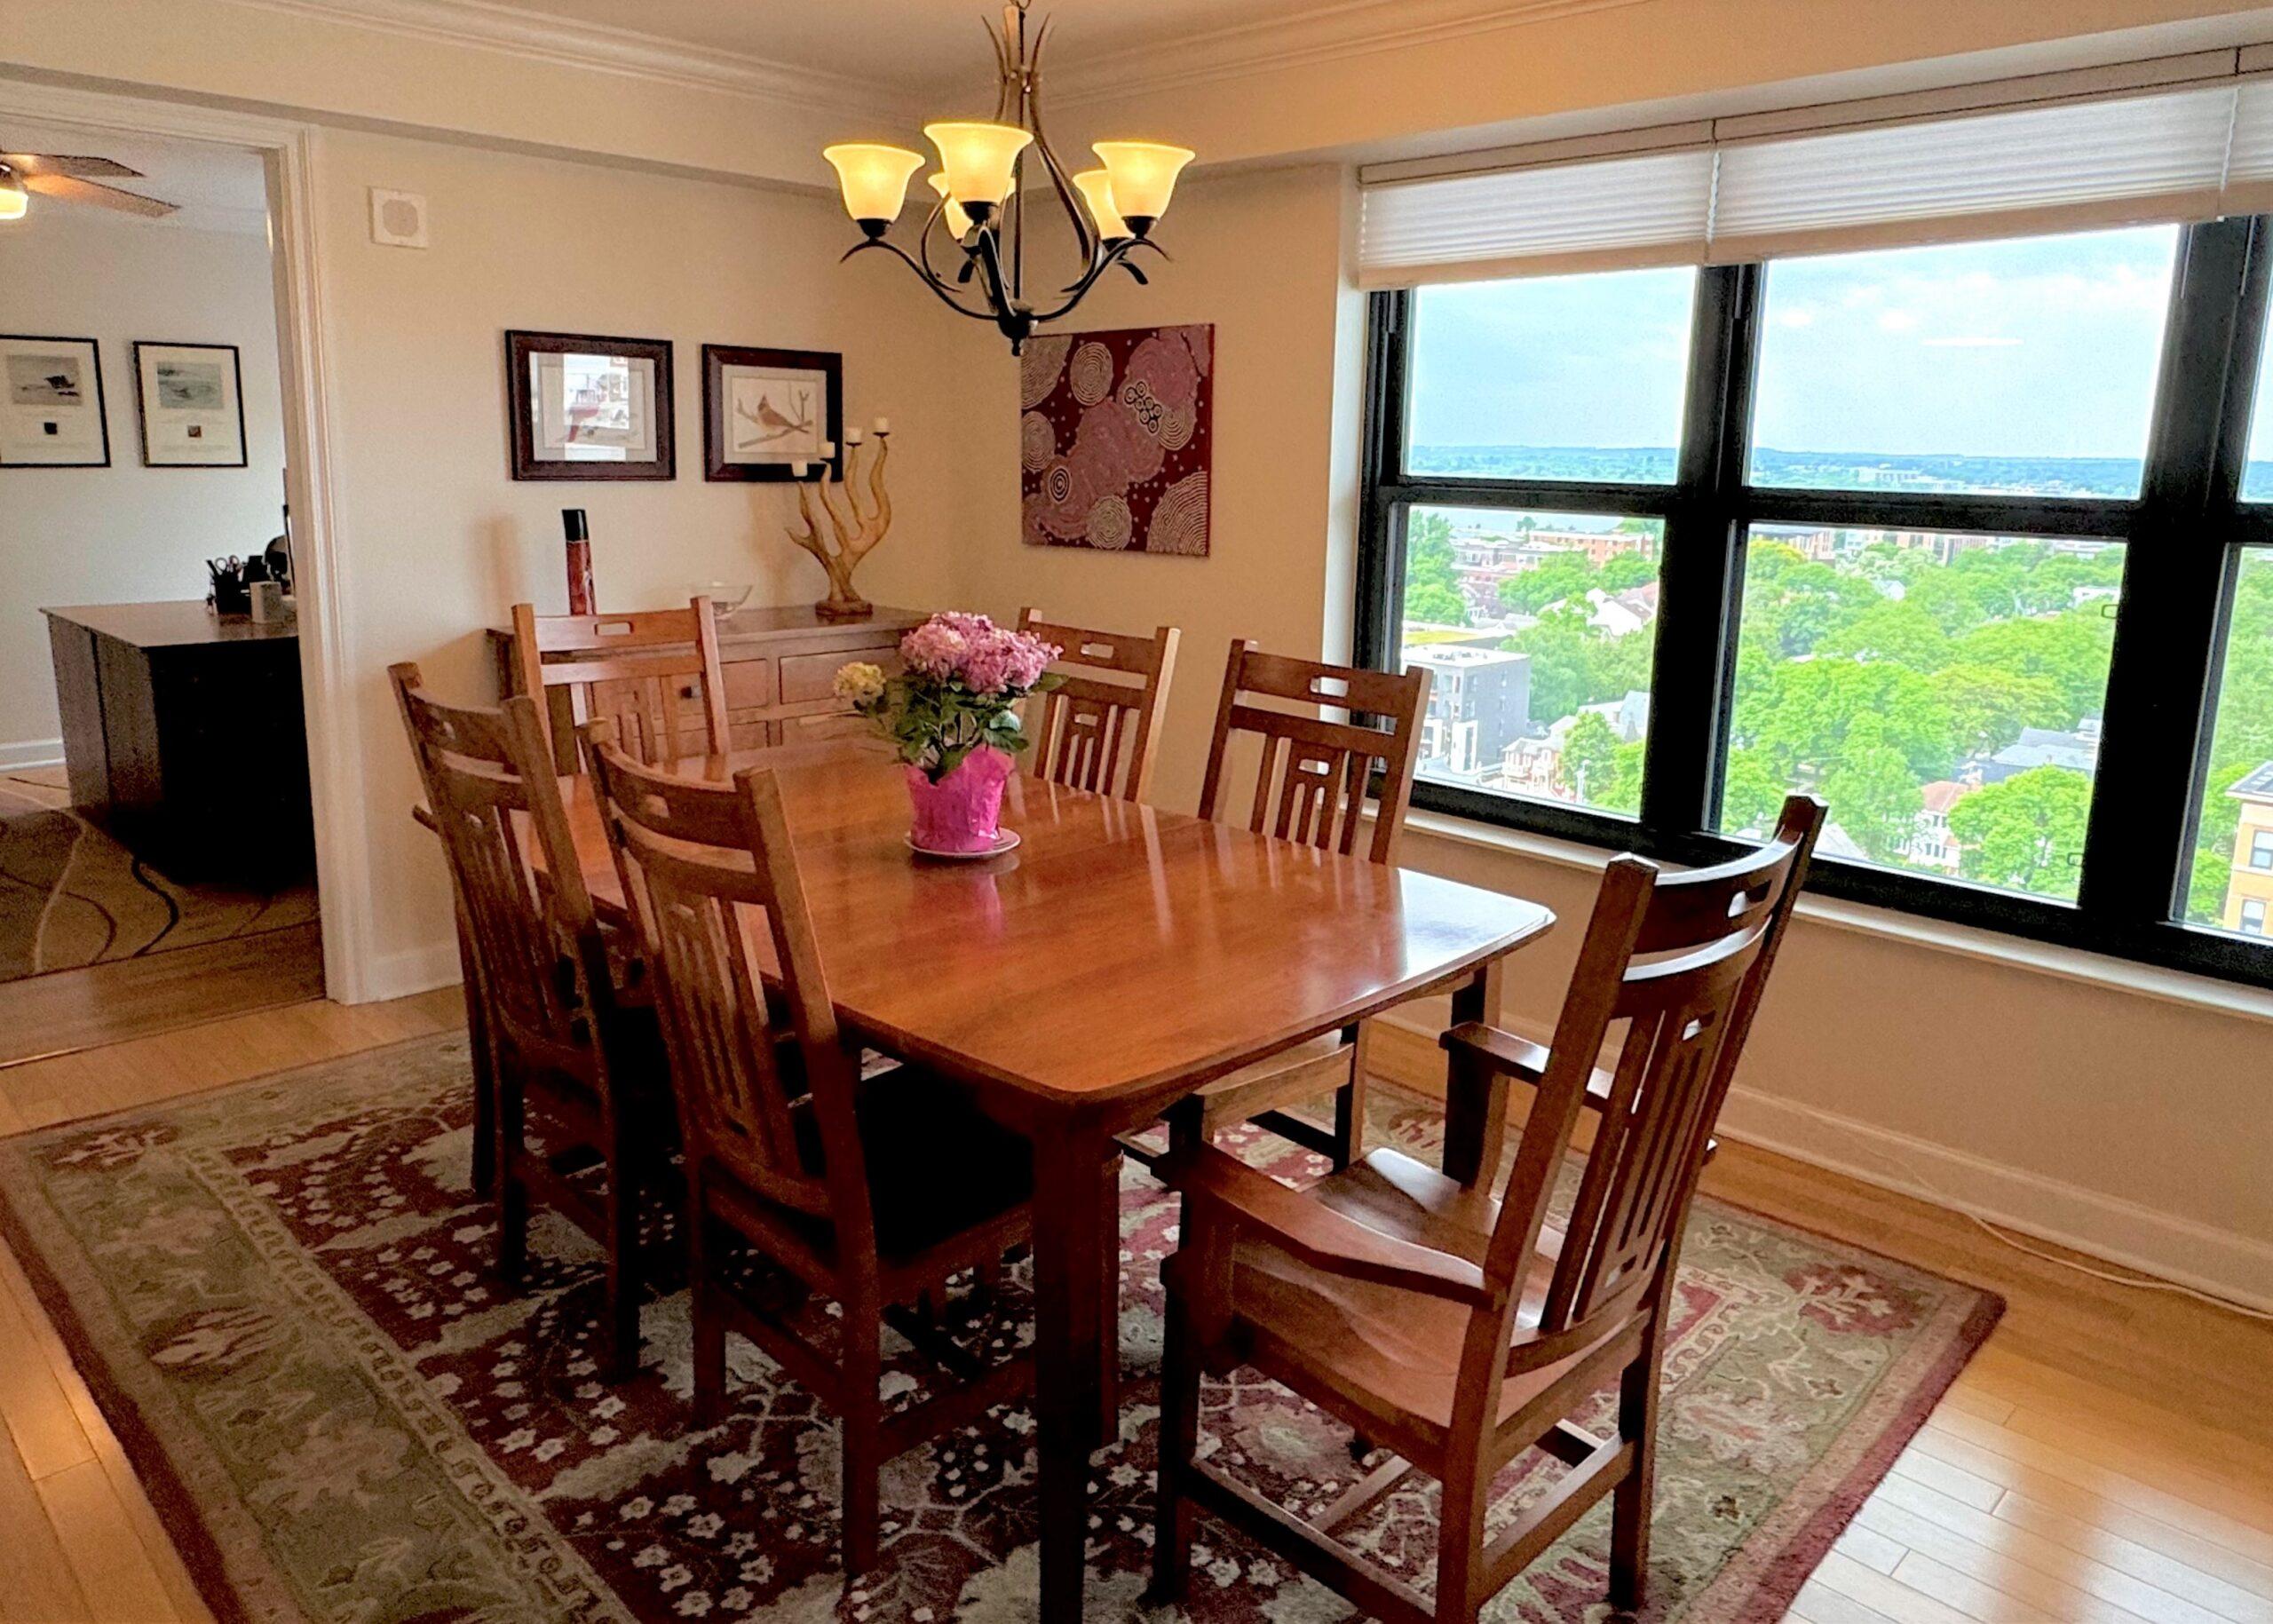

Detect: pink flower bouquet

[835,613,1061,852]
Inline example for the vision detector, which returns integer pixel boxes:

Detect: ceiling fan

[0,150,178,222]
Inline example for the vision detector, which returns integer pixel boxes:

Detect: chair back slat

[1485,796,1826,1340]
[512,598,732,774]
[390,663,596,1056]
[1017,610,1180,803]
[582,727,867,1239]
[1198,639,1430,866]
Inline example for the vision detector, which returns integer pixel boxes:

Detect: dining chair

[390,663,672,1380]
[582,723,1035,1576]
[1151,795,1826,1624]
[510,597,732,772]
[1144,639,1430,1171]
[1015,608,1181,803]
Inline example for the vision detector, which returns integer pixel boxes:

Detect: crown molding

[1038,0,1659,109]
[223,0,915,122]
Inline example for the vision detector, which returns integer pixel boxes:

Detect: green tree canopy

[1949,766,2090,899]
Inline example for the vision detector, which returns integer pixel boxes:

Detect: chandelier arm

[841,238,1002,323]
[1023,23,1097,267]
[916,197,977,292]
[1029,237,1162,325]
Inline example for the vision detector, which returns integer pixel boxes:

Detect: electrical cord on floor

[1810,1124,2273,1324]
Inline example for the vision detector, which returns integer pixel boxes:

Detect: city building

[1977,719,2103,783]
[1407,645,1532,781]
[2222,763,2273,937]
[1903,780,1978,874]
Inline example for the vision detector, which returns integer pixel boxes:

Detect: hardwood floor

[0,994,2266,1622]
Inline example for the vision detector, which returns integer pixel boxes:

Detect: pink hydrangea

[898,612,1059,698]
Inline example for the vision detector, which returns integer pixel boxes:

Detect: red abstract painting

[1020,323,1212,555]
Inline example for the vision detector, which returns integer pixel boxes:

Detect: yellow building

[2224,764,2273,937]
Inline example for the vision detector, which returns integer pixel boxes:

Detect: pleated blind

[1359,61,2273,289]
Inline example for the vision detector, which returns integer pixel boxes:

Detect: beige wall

[0,213,285,760]
[946,166,1363,812]
[305,126,970,988]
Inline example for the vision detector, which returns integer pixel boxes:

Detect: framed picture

[132,342,248,468]
[702,345,842,481]
[506,330,676,482]
[1,335,109,467]
[1020,324,1213,556]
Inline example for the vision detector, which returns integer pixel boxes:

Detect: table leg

[1032,1123,1111,1624]
[455,915,495,1196]
[1441,958,1508,1188]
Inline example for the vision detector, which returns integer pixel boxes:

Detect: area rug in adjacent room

[0,1033,2001,1623]
[0,796,318,985]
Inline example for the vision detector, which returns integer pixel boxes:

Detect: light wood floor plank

[1812,1550,1982,1624]
[0,1419,93,1624]
[1993,1485,2273,1609]
[1888,1446,2007,1513]
[1989,1491,2273,1624]
[1789,1576,1905,1624]
[1887,1549,2065,1624]
[0,1255,96,1481]
[1857,1492,2160,1624]
[36,1457,185,1622]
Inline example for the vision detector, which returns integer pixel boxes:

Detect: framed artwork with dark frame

[132,341,245,468]
[505,329,676,482]
[0,334,109,467]
[702,345,843,481]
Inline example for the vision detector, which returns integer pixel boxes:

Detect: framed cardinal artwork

[1019,323,1212,556]
[702,345,843,482]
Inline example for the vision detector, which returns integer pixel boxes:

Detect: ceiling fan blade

[2,153,141,179]
[20,173,177,218]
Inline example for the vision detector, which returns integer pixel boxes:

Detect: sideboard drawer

[779,646,900,705]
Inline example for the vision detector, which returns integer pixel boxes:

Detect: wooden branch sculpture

[787,432,893,622]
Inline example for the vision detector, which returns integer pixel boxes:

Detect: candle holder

[786,426,894,622]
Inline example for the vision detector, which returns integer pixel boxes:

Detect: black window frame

[1356,215,2273,990]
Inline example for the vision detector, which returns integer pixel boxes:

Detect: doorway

[0,116,323,1066]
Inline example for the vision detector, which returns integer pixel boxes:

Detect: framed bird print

[0,335,108,467]
[505,329,675,481]
[701,345,842,482]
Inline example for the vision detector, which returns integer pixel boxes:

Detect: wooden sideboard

[487,604,923,764]
[44,601,315,883]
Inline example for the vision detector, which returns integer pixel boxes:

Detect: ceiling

[1,118,269,234]
[420,0,1341,99]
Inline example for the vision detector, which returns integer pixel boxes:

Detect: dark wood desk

[43,601,313,883]
[557,745,1556,1624]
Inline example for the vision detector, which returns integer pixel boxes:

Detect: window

[1363,217,2273,988]
[1724,528,2120,900]
[1751,230,2177,498]
[1404,267,1695,484]
[1398,506,1660,814]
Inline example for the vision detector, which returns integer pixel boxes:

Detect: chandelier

[822,1,1194,354]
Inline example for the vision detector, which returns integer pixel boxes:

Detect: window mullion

[1641,262,1757,836]
[2081,216,2266,926]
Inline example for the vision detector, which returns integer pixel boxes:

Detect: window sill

[1397,807,2273,1027]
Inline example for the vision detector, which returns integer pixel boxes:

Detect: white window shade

[1707,85,2238,263]
[1358,147,1714,289]
[1358,68,2273,289]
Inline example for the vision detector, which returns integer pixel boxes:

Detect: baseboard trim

[1371,1013,2273,1315]
[359,940,463,1006]
[0,739,64,772]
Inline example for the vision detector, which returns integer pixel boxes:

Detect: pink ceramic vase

[906,747,1014,854]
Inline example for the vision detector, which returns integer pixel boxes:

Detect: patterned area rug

[0,797,318,985]
[0,1032,2000,1623]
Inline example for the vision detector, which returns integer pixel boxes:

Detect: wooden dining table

[555,742,1555,1623]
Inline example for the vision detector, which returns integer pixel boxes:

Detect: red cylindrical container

[562,510,594,614]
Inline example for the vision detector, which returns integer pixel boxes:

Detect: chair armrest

[1443,1022,1616,1113]
[1440,1022,1717,1160]
[1163,1144,1493,1307]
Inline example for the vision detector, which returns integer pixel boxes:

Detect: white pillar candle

[846,427,866,447]
[791,460,809,477]
[874,416,891,435]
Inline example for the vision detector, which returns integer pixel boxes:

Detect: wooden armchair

[1153,796,1826,1624]
[510,597,731,773]
[1139,639,1429,1171]
[388,663,672,1379]
[582,725,1034,1577]
[1015,608,1180,802]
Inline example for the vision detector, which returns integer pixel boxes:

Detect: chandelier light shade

[822,0,1193,353]
[1090,142,1194,229]
[0,179,27,222]
[823,143,925,231]
[929,173,976,240]
[923,122,1032,212]
[1070,169,1128,242]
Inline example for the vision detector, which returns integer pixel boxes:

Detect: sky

[1406,225,2208,463]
